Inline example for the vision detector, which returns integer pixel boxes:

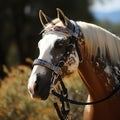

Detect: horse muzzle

[28,67,52,100]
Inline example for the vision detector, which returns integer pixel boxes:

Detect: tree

[0,0,94,78]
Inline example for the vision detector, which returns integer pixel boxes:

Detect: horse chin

[30,85,49,100]
[33,79,51,100]
[32,92,49,100]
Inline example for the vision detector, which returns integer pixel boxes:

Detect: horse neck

[78,48,109,100]
[78,42,120,120]
[77,21,120,100]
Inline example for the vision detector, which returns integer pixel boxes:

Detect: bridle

[33,20,120,120]
[34,20,83,75]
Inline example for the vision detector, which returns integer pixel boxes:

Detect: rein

[52,79,120,105]
[33,21,120,120]
[51,74,120,120]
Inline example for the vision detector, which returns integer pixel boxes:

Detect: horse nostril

[36,73,41,80]
[34,73,41,92]
[36,73,41,83]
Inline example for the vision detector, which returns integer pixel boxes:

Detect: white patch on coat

[114,66,120,85]
[38,34,67,62]
[65,50,79,73]
[104,65,112,76]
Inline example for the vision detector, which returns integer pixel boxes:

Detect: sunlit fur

[77,21,120,64]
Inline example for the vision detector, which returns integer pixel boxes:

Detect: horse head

[28,8,83,100]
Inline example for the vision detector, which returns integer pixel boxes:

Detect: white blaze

[38,34,67,62]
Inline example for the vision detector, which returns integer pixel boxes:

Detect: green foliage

[0,66,87,120]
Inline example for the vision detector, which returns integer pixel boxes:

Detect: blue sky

[90,0,120,13]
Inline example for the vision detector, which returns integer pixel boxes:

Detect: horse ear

[57,8,74,30]
[39,10,52,27]
[57,8,68,26]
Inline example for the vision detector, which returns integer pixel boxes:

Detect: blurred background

[0,0,120,77]
[0,0,120,120]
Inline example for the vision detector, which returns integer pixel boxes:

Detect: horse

[28,8,120,120]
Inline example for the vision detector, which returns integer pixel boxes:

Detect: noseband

[33,59,62,75]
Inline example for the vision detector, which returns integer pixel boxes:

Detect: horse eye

[55,41,64,48]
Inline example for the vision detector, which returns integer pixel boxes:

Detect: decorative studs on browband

[43,20,84,41]
[43,26,71,37]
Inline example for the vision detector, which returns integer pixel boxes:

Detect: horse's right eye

[54,41,64,49]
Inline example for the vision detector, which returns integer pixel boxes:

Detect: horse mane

[77,21,120,65]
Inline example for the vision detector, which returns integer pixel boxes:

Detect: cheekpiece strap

[70,20,84,39]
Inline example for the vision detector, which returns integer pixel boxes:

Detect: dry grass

[0,65,87,120]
